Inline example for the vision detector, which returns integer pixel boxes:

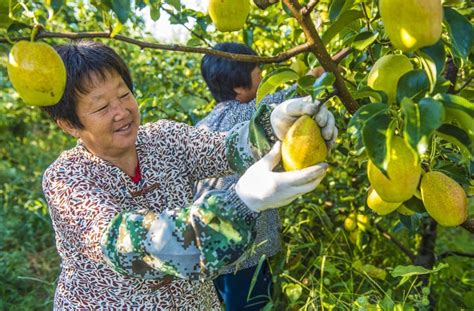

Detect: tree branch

[445,58,459,94]
[302,0,320,16]
[456,76,473,94]
[282,0,359,114]
[414,218,437,308]
[253,0,279,10]
[375,224,416,261]
[439,251,474,260]
[461,215,474,234]
[0,30,314,63]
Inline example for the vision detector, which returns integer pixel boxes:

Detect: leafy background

[0,0,473,309]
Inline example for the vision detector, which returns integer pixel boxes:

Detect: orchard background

[0,0,473,309]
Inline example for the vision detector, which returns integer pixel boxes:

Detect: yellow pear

[368,136,421,202]
[367,186,402,215]
[356,214,370,231]
[367,54,413,104]
[208,0,250,32]
[420,171,468,227]
[344,213,357,232]
[379,0,443,52]
[282,115,327,171]
[7,41,66,106]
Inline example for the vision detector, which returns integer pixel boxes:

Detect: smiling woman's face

[61,70,140,160]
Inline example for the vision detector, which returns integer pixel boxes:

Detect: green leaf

[391,263,448,287]
[397,70,430,103]
[401,98,445,154]
[417,52,437,93]
[362,111,394,174]
[436,124,473,159]
[322,10,364,44]
[256,68,298,106]
[243,29,254,47]
[149,4,161,21]
[421,40,446,75]
[111,0,131,24]
[402,196,426,214]
[444,7,473,60]
[329,0,354,21]
[297,75,316,89]
[348,103,388,147]
[247,255,266,301]
[352,31,378,51]
[0,0,12,29]
[352,87,385,103]
[313,72,336,89]
[435,94,474,118]
[164,0,181,11]
[436,94,474,142]
[391,263,449,278]
[45,0,64,12]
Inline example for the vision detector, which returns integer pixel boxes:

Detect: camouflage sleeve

[101,186,258,281]
[225,103,277,174]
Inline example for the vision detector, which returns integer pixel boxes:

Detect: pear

[368,136,422,203]
[281,115,327,171]
[367,54,413,104]
[7,41,66,106]
[367,186,402,215]
[344,213,357,232]
[208,0,250,32]
[379,0,443,52]
[420,171,468,227]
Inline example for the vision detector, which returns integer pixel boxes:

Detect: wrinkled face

[67,71,140,159]
[235,66,262,103]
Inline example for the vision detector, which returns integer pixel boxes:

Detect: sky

[140,0,206,43]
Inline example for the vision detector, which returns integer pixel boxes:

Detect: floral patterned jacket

[42,105,274,310]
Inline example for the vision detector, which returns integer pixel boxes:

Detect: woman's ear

[233,86,253,103]
[57,119,79,138]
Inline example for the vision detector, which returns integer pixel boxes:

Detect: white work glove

[235,142,328,212]
[270,96,338,149]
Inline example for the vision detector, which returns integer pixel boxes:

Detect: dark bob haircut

[201,42,258,102]
[42,41,133,129]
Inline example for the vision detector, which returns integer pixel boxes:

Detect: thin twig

[456,76,473,94]
[439,251,474,260]
[375,223,416,261]
[302,0,320,15]
[159,5,212,47]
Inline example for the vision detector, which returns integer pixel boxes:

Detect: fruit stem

[30,24,43,42]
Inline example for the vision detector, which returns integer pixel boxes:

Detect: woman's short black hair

[201,42,258,102]
[42,41,133,129]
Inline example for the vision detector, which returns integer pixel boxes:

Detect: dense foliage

[0,0,472,309]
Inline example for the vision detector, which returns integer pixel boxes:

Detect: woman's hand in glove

[235,142,328,212]
[270,96,338,149]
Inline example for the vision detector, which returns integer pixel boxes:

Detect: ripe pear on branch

[367,54,413,104]
[379,0,443,52]
[368,136,422,203]
[420,171,468,227]
[367,186,402,216]
[208,0,250,32]
[281,115,327,171]
[7,40,66,106]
